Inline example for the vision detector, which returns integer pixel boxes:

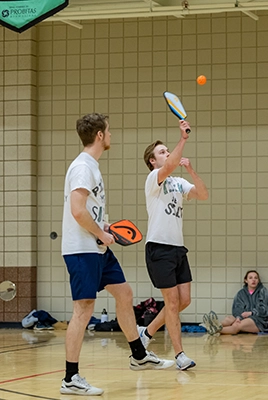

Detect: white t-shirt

[61,152,106,255]
[145,169,194,246]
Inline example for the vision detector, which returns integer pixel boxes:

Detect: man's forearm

[165,138,187,173]
[74,208,103,237]
[188,169,208,200]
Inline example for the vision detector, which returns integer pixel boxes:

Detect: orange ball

[197,75,207,85]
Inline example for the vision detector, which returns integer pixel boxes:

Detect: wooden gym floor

[0,328,268,399]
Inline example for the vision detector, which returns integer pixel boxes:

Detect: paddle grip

[186,128,191,134]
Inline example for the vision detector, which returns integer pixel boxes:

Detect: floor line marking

[0,369,64,385]
[0,387,59,400]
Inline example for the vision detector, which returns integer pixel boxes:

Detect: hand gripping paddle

[163,91,191,133]
[97,219,143,246]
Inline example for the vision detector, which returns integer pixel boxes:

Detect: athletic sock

[129,338,147,360]
[65,361,79,382]
[145,328,152,339]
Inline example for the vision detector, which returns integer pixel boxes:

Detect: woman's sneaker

[209,311,223,333]
[60,374,104,396]
[129,351,174,370]
[176,352,196,371]
[203,313,218,335]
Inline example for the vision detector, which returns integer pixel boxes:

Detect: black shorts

[145,242,192,289]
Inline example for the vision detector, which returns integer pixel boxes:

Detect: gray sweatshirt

[232,282,268,331]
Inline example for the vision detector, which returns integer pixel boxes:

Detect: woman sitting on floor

[203,270,268,335]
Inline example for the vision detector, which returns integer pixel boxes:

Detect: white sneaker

[176,352,196,371]
[129,351,174,371]
[138,326,152,349]
[60,374,104,396]
[203,313,217,335]
[208,311,223,333]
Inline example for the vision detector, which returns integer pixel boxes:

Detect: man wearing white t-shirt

[61,113,174,396]
[139,120,209,371]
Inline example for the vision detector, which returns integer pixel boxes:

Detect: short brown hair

[144,140,164,171]
[76,113,109,147]
[244,270,260,285]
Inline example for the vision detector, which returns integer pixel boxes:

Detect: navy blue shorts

[64,248,126,300]
[145,242,192,289]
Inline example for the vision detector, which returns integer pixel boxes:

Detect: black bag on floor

[94,319,121,331]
